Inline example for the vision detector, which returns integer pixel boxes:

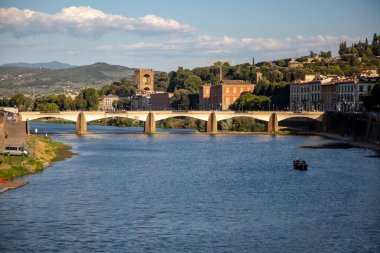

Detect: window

[226,87,230,93]
[359,85,363,92]
[226,97,230,104]
[240,87,244,93]
[233,87,237,93]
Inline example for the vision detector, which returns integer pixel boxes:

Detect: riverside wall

[323,112,380,145]
[0,115,5,149]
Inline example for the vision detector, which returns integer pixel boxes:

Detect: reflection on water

[0,122,379,252]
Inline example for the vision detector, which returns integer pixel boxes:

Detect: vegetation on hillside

[0,62,135,97]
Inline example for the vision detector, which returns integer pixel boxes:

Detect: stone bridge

[18,111,324,134]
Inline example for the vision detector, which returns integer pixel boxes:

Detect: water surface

[1,123,379,252]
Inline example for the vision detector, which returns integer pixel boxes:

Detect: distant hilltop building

[135,68,154,91]
[255,71,262,84]
[360,68,378,78]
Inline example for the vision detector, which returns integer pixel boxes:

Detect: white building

[100,94,119,111]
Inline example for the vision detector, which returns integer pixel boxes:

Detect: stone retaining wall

[323,112,380,144]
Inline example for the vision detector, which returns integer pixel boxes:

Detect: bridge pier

[76,111,87,134]
[207,111,218,134]
[144,112,156,134]
[267,113,278,133]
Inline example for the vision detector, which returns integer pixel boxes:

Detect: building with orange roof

[199,80,255,110]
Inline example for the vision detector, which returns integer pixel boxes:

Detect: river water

[1,123,379,252]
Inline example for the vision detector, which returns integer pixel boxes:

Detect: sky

[0,0,379,71]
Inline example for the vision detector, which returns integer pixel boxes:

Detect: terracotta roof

[320,82,335,86]
[220,79,252,85]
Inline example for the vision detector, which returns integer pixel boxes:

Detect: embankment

[0,135,74,180]
[323,112,380,145]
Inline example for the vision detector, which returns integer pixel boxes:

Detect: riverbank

[0,135,75,180]
[315,132,380,152]
[289,129,380,153]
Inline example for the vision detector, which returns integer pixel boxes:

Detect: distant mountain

[0,62,136,96]
[1,61,77,70]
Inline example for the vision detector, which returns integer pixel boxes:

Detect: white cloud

[0,6,194,38]
[90,34,360,60]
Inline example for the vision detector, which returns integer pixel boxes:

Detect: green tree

[278,60,286,67]
[155,72,170,91]
[363,81,380,111]
[183,75,202,93]
[37,102,59,112]
[171,89,191,110]
[81,87,99,110]
[10,93,33,111]
[229,93,270,111]
[319,51,332,58]
[0,97,10,106]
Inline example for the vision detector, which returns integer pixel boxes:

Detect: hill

[1,61,76,70]
[0,62,135,96]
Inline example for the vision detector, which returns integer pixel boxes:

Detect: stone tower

[135,68,154,91]
[255,71,263,84]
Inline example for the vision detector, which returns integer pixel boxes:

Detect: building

[100,94,119,111]
[320,82,336,111]
[289,75,379,112]
[199,84,211,110]
[289,82,311,111]
[361,68,378,78]
[131,95,150,110]
[304,74,316,82]
[199,80,255,110]
[255,72,263,83]
[335,80,358,112]
[135,69,154,91]
[288,59,303,69]
[150,92,173,110]
[356,77,380,111]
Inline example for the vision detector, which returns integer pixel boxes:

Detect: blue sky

[0,0,379,71]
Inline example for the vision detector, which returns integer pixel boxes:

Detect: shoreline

[312,132,380,152]
[0,135,75,180]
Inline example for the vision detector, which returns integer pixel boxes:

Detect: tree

[363,81,380,111]
[339,41,349,56]
[37,102,59,112]
[155,72,170,91]
[278,60,286,67]
[0,97,10,106]
[81,87,99,110]
[171,89,191,110]
[10,93,33,111]
[74,93,87,111]
[254,78,270,96]
[319,51,332,58]
[183,75,202,93]
[229,93,270,111]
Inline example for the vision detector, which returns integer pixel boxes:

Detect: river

[1,123,379,252]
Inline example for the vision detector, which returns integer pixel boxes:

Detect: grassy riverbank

[0,135,74,180]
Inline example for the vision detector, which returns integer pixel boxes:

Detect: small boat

[293,160,308,170]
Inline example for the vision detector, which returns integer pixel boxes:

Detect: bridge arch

[19,113,78,122]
